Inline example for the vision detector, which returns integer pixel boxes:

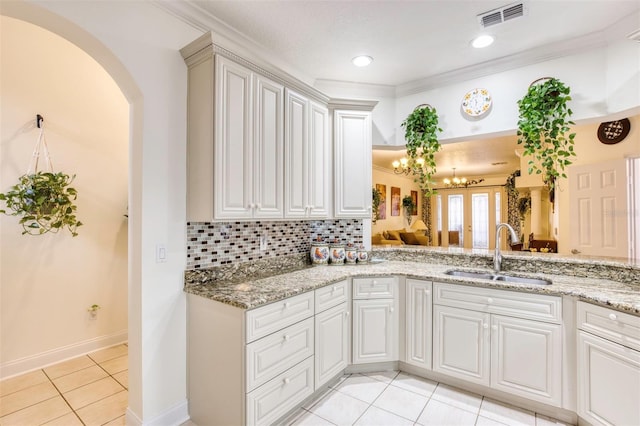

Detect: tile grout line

[42,367,87,426]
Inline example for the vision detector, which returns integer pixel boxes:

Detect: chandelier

[392,157,424,175]
[443,168,484,188]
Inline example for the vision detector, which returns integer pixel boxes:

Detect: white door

[578,331,640,426]
[307,102,330,218]
[352,299,397,364]
[214,55,253,219]
[253,74,283,218]
[433,305,490,386]
[284,89,308,218]
[315,302,349,389]
[490,315,562,406]
[334,110,372,218]
[569,158,629,257]
[405,279,432,369]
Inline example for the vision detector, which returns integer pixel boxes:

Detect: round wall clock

[461,88,492,118]
[597,118,631,145]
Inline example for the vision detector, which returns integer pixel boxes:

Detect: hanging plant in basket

[401,104,442,196]
[516,78,576,191]
[0,116,82,236]
[371,187,382,224]
[402,195,415,226]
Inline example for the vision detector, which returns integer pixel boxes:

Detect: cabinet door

[578,331,640,426]
[406,279,433,370]
[353,299,397,364]
[491,315,562,406]
[315,302,349,389]
[334,110,372,218]
[433,305,490,386]
[214,55,253,219]
[253,74,284,218]
[307,101,330,218]
[284,89,309,218]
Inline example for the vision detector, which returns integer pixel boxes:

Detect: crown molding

[315,79,396,98]
[328,98,379,111]
[395,30,607,97]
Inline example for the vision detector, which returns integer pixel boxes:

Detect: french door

[436,187,504,249]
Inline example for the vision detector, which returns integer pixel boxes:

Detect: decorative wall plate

[461,88,492,117]
[597,118,631,145]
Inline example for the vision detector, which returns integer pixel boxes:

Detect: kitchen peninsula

[184,247,640,426]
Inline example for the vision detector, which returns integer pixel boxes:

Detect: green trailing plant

[516,78,576,191]
[505,170,521,199]
[401,105,442,196]
[517,196,531,219]
[371,187,382,224]
[402,195,415,225]
[0,172,82,236]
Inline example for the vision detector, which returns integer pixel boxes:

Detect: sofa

[371,229,429,246]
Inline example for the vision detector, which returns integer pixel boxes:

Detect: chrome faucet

[494,223,519,273]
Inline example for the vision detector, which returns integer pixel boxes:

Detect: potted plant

[402,195,415,226]
[401,104,442,196]
[0,171,82,236]
[516,78,576,192]
[371,187,382,224]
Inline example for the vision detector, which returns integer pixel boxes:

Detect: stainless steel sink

[445,270,552,286]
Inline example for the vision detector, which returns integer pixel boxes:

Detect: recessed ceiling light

[471,35,494,48]
[352,55,373,67]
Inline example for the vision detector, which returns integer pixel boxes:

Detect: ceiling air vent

[478,3,526,28]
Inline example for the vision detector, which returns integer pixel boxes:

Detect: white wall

[0,16,128,374]
[1,1,203,423]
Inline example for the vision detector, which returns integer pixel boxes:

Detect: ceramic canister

[345,246,358,264]
[357,248,369,263]
[329,244,346,265]
[310,242,329,265]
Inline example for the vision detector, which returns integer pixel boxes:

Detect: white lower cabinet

[353,298,398,363]
[315,302,349,389]
[577,302,640,426]
[433,283,562,407]
[405,279,433,369]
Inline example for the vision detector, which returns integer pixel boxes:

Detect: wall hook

[36,114,44,128]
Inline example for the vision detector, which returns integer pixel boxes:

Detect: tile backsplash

[187,219,363,269]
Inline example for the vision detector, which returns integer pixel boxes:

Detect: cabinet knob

[283,302,290,308]
[283,334,290,341]
[487,298,493,304]
[424,289,430,295]
[256,203,261,209]
[372,280,377,285]
[332,286,338,292]
[389,307,395,313]
[491,325,498,331]
[283,378,291,384]
[608,313,618,321]
[345,311,350,318]
[483,323,489,329]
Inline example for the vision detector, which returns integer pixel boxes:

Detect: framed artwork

[411,190,418,215]
[376,183,387,220]
[391,187,401,216]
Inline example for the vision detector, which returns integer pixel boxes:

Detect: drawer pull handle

[609,313,618,321]
[483,323,489,329]
[283,334,290,341]
[487,298,493,304]
[283,378,291,384]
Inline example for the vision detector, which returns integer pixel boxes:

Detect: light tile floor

[287,371,573,426]
[0,344,128,426]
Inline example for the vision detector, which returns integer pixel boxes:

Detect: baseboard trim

[0,329,128,379]
[126,400,189,426]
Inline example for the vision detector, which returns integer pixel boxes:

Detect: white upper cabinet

[215,55,284,220]
[333,109,373,218]
[284,89,329,219]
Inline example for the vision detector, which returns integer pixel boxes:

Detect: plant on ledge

[0,172,82,236]
[402,195,415,226]
[401,104,442,196]
[371,187,382,224]
[516,78,576,192]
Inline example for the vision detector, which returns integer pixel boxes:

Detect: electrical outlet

[260,232,268,251]
[156,244,167,263]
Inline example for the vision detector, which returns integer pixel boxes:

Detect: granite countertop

[184,260,640,315]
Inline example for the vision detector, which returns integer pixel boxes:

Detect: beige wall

[371,166,422,234]
[0,17,128,376]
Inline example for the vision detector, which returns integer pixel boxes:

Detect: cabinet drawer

[246,292,314,343]
[353,277,397,299]
[577,302,640,351]
[246,356,314,426]
[246,317,314,392]
[315,280,348,313]
[433,282,561,324]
